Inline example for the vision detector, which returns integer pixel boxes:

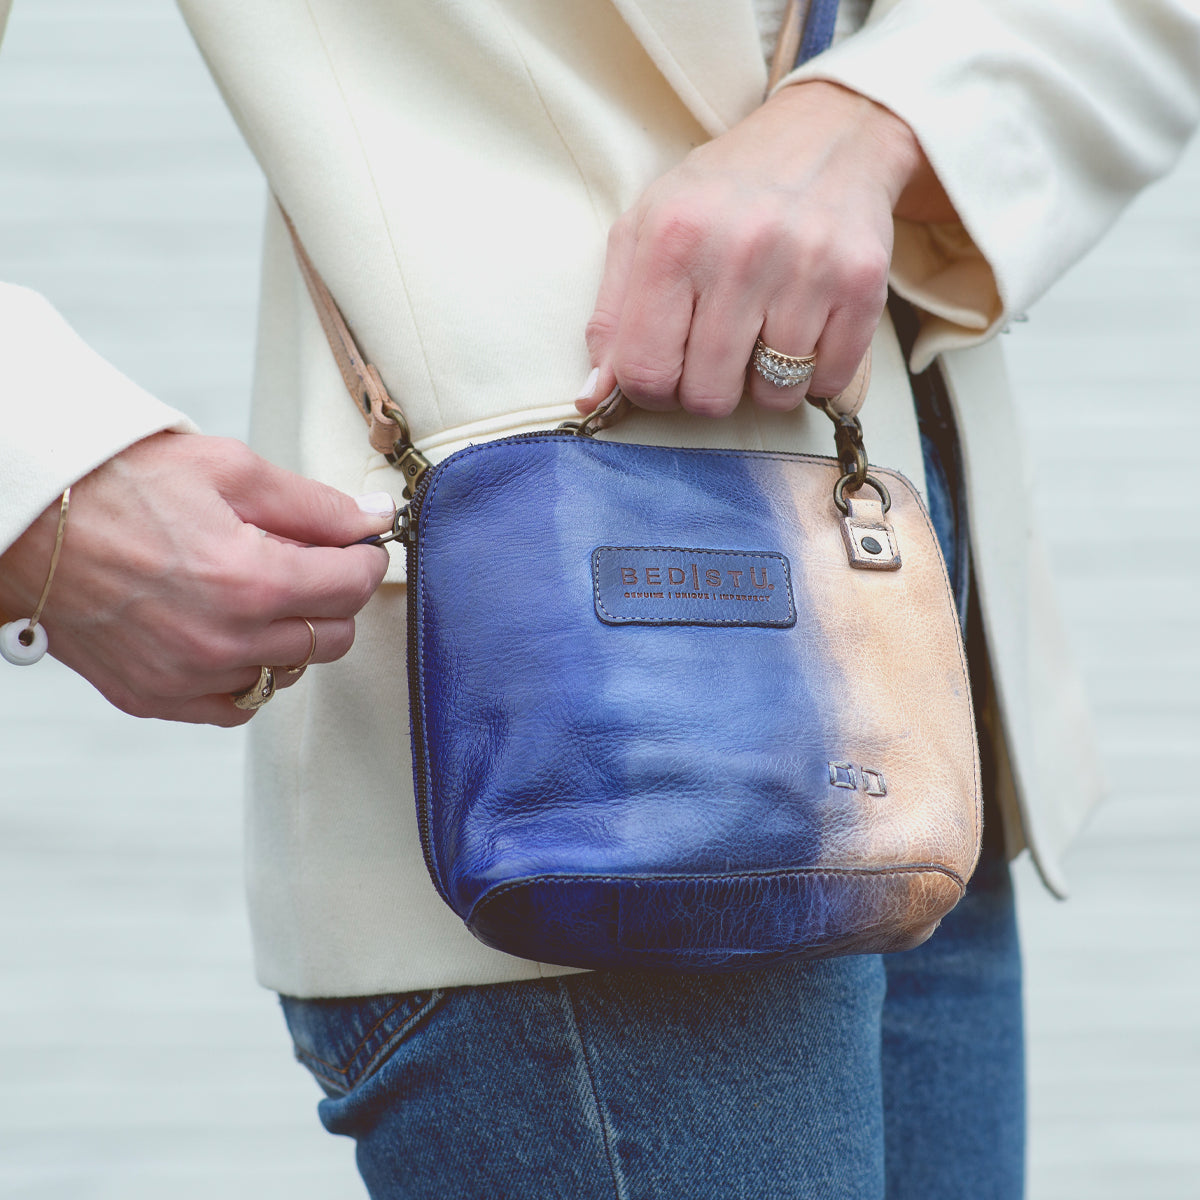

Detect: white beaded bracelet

[0,487,71,666]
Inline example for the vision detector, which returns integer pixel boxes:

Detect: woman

[2,1,1197,1195]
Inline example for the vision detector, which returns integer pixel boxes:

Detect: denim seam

[293,998,407,1075]
[559,984,628,1200]
[295,991,445,1092]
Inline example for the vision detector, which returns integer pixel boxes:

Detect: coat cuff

[0,284,197,554]
[777,0,1200,371]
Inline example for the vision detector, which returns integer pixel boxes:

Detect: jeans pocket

[280,990,445,1096]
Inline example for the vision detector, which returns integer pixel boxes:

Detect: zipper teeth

[405,468,450,903]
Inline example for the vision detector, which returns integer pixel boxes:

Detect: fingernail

[355,491,396,518]
[576,367,600,403]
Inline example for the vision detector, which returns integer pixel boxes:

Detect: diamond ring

[750,338,817,388]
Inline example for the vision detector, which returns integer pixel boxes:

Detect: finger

[607,210,701,411]
[581,214,638,413]
[678,289,762,418]
[176,693,263,728]
[213,610,351,704]
[223,662,302,700]
[748,302,828,411]
[211,439,396,546]
[262,615,355,677]
[248,538,388,622]
[806,300,880,399]
[100,678,256,728]
[805,245,889,398]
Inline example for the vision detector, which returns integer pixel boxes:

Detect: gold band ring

[231,665,276,712]
[751,338,817,388]
[284,618,318,676]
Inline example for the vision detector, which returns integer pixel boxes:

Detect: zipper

[403,466,451,901]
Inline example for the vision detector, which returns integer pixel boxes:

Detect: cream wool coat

[2,0,1198,995]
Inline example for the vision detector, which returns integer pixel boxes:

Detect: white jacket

[1,0,1197,994]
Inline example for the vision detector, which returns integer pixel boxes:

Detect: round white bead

[0,619,49,665]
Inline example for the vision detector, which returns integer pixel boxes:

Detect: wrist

[770,80,955,222]
[768,80,921,201]
[0,500,56,616]
[0,487,71,666]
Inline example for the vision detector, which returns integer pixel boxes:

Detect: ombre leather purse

[278,0,980,972]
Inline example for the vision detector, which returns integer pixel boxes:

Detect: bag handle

[281,0,868,502]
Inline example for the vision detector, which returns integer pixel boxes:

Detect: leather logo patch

[593,547,795,628]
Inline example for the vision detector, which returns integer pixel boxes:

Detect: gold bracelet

[0,487,71,666]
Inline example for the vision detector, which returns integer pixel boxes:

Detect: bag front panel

[411,436,980,968]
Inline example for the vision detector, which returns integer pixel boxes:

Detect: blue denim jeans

[281,813,1021,1199]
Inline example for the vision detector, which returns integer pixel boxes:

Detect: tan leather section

[773,455,981,888]
[845,496,886,522]
[873,871,966,953]
[841,494,901,570]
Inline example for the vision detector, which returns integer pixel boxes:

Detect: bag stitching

[469,863,967,921]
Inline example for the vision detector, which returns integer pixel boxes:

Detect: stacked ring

[284,618,318,676]
[230,618,318,711]
[750,338,817,388]
[231,665,276,712]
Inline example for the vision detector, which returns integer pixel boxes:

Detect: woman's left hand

[579,80,951,415]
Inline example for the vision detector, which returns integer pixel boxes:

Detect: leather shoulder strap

[280,208,431,495]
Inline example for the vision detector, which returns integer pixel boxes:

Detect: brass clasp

[379,402,432,498]
[388,443,433,498]
[558,387,631,437]
[356,502,411,547]
[818,399,890,514]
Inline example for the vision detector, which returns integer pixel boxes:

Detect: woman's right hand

[0,432,393,726]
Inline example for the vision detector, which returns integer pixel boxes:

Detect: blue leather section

[409,435,958,970]
[467,869,959,972]
[593,546,795,627]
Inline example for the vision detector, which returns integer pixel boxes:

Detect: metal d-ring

[354,503,411,547]
[834,472,892,515]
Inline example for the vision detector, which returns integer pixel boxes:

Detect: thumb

[215,442,396,546]
[579,212,636,414]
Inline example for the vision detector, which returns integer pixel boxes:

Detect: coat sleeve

[0,283,196,555]
[779,0,1200,369]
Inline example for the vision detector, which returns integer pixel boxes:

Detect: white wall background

[0,3,1196,1197]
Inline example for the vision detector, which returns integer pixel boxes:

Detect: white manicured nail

[576,367,600,402]
[355,492,396,518]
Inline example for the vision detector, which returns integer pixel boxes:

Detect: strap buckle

[374,399,431,498]
[386,439,433,499]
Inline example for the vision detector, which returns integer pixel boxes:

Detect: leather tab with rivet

[841,495,901,570]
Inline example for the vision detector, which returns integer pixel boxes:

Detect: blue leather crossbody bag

[387,397,981,972]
